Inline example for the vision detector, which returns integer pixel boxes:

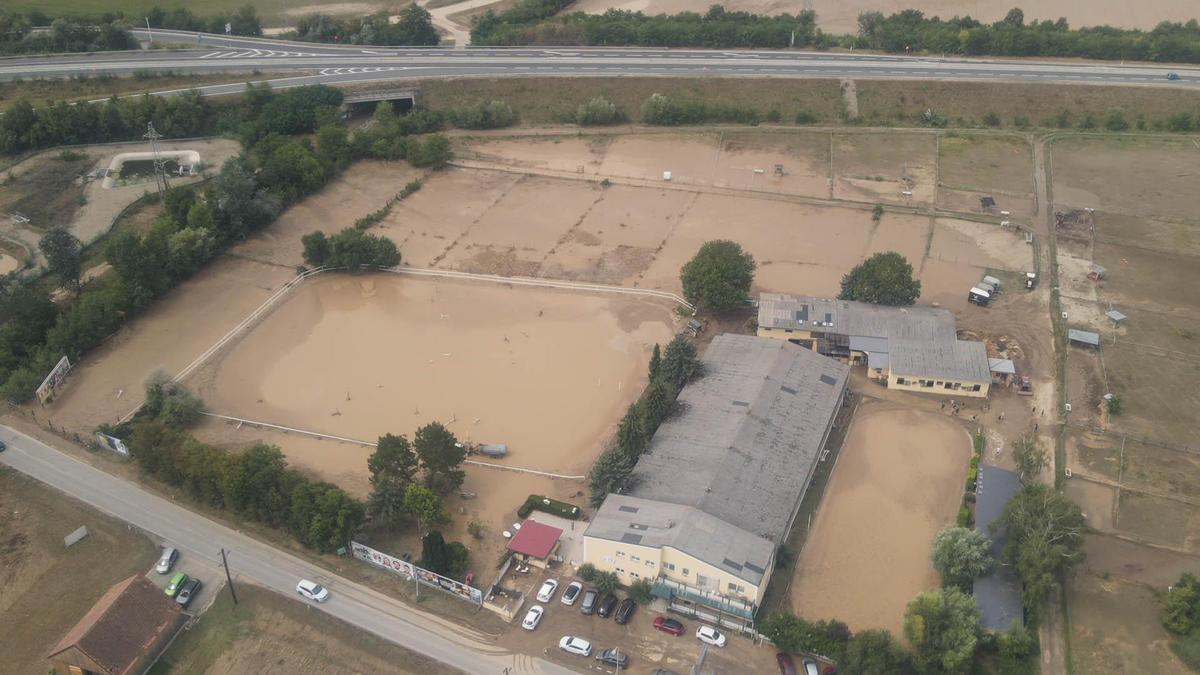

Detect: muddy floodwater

[192,273,677,476]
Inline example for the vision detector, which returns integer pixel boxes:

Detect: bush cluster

[301,228,401,270]
[640,93,761,126]
[447,100,517,129]
[576,97,624,126]
[0,12,138,56]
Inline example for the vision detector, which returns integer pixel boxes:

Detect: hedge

[518,494,582,520]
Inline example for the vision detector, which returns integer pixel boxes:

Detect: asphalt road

[0,425,573,675]
[0,28,1195,98]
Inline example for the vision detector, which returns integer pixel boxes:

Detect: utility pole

[145,17,153,45]
[220,548,238,605]
[144,122,169,200]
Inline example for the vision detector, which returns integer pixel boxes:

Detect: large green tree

[1013,435,1047,484]
[842,629,908,675]
[588,445,635,507]
[760,612,852,662]
[38,226,83,291]
[839,251,921,306]
[903,587,981,674]
[931,526,994,589]
[660,334,700,390]
[366,433,419,527]
[403,483,450,534]
[679,240,756,312]
[1163,573,1200,636]
[413,421,467,494]
[995,485,1086,614]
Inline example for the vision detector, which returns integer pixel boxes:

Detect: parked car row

[652,615,727,648]
[158,547,201,609]
[557,636,631,668]
[776,652,825,675]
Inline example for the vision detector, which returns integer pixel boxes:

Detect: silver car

[155,547,179,574]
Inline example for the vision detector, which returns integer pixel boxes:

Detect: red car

[776,652,797,675]
[653,616,685,636]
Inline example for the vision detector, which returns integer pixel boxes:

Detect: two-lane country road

[0,28,1196,99]
[0,425,575,675]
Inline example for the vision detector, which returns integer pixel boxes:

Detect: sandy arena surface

[565,0,1197,33]
[190,273,677,477]
[0,252,18,274]
[790,400,971,635]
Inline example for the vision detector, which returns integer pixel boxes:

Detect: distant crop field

[2,0,386,26]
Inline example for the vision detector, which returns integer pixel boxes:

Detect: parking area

[143,542,226,617]
[502,568,779,674]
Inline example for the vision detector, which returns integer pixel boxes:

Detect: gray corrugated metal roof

[974,465,1024,631]
[988,358,1016,375]
[585,494,775,585]
[1106,310,1127,324]
[889,339,991,383]
[867,351,890,370]
[849,335,891,353]
[1068,329,1101,346]
[627,334,849,544]
[758,294,957,342]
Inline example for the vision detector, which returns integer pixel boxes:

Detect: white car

[522,605,544,630]
[696,625,726,647]
[536,578,559,603]
[296,579,330,602]
[560,581,583,606]
[558,635,592,657]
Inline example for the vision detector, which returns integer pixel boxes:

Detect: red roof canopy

[506,520,563,559]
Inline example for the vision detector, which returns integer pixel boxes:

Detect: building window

[896,377,906,385]
[944,381,953,389]
[616,551,625,557]
[646,560,655,567]
[972,384,982,392]
[727,582,746,593]
[631,555,640,562]
[664,562,675,571]
[616,567,625,573]
[682,568,690,576]
[953,382,961,390]
[631,572,640,579]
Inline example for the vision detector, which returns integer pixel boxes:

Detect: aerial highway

[0,28,1195,99]
[0,425,573,675]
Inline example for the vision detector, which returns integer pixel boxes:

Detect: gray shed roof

[627,334,849,544]
[758,294,957,343]
[973,465,1024,631]
[1106,310,1127,324]
[585,494,775,585]
[1068,329,1101,346]
[889,339,991,383]
[849,335,891,353]
[988,358,1016,375]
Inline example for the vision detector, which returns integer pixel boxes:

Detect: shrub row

[517,494,582,520]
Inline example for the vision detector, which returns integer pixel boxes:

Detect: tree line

[0,12,138,55]
[290,6,438,46]
[0,85,453,404]
[470,1,1200,64]
[0,6,261,56]
[588,334,702,506]
[472,3,819,48]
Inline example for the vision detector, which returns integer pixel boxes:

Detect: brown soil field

[1069,572,1190,675]
[1095,211,1200,260]
[190,273,676,477]
[0,468,160,675]
[148,582,456,675]
[937,133,1036,218]
[833,131,937,205]
[1115,490,1200,552]
[563,0,1196,33]
[789,401,970,635]
[1051,137,1200,221]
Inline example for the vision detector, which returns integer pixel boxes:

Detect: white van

[982,275,1002,292]
[296,579,330,602]
[968,287,992,306]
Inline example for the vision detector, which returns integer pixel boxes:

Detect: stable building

[584,334,850,627]
[48,575,184,675]
[757,293,991,398]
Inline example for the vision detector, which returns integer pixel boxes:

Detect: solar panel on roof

[818,374,837,385]
[618,505,639,513]
[744,562,766,575]
[621,533,643,545]
[732,400,750,407]
[722,558,744,571]
[780,385,798,395]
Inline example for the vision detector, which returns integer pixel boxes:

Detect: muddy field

[448,130,1033,310]
[789,401,970,634]
[191,274,675,476]
[1069,572,1190,675]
